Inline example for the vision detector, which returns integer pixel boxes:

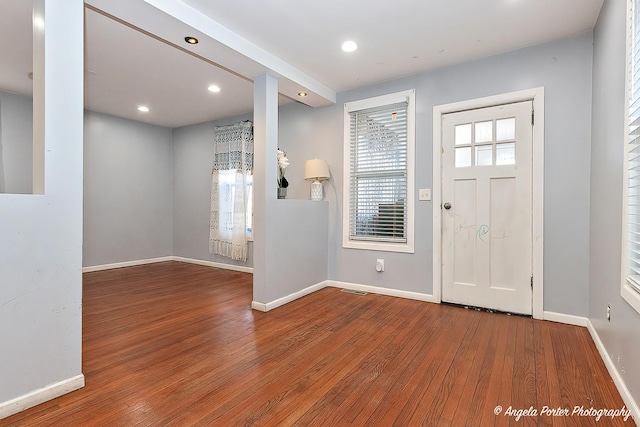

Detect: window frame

[622,0,640,314]
[342,89,415,253]
[215,169,254,241]
[246,175,254,241]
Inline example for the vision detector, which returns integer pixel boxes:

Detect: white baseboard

[173,256,253,274]
[543,311,589,327]
[83,256,253,274]
[82,256,173,273]
[587,321,640,423]
[327,280,438,303]
[252,281,329,312]
[0,374,84,420]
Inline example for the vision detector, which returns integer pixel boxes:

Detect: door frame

[432,87,544,319]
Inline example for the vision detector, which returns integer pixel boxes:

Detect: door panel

[490,177,517,290]
[453,179,477,286]
[442,101,532,314]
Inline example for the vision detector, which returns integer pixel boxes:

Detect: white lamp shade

[304,158,330,181]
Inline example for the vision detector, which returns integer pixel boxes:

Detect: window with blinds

[624,0,640,312]
[343,90,415,253]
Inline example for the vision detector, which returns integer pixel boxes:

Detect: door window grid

[454,118,516,167]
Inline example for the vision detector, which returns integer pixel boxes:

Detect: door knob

[443,202,452,210]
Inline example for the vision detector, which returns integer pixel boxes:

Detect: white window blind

[348,101,408,243]
[627,0,640,296]
[623,0,640,316]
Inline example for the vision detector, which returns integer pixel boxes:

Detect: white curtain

[209,121,253,262]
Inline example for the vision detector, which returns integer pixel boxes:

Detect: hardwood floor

[3,261,634,426]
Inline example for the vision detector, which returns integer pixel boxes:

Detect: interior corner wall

[81,108,259,270]
[0,90,33,194]
[83,111,173,267]
[0,0,84,406]
[589,0,640,408]
[279,32,594,317]
[172,113,254,268]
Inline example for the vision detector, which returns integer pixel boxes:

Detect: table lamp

[304,158,330,201]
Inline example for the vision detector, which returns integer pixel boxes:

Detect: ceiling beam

[143,0,336,105]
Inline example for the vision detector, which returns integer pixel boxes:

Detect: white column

[252,74,279,305]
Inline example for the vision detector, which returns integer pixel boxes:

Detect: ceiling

[0,0,604,129]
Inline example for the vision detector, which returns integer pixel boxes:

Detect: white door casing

[441,101,533,315]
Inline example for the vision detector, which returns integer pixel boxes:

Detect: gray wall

[0,0,83,406]
[590,0,640,407]
[172,113,253,268]
[281,32,594,316]
[264,200,328,302]
[0,90,33,194]
[83,111,173,267]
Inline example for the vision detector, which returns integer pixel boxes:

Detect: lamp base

[310,180,323,201]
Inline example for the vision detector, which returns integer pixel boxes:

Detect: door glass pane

[496,118,515,141]
[475,121,492,143]
[455,147,471,167]
[475,145,493,166]
[496,142,516,165]
[455,124,472,145]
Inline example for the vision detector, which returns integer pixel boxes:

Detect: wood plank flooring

[2,261,634,426]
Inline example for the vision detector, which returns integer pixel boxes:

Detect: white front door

[441,101,533,315]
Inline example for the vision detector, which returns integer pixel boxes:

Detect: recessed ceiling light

[184,36,199,45]
[137,106,149,113]
[341,41,358,53]
[298,92,307,97]
[208,85,221,93]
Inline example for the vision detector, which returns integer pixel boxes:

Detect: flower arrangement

[277,149,289,189]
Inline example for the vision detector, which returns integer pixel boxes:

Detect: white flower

[277,149,290,188]
[277,149,289,170]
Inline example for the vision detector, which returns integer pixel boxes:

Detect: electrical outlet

[376,259,385,272]
[606,305,611,322]
[419,188,431,201]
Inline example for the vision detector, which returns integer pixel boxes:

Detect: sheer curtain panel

[209,121,253,262]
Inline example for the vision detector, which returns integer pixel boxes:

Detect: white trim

[432,87,545,319]
[251,281,329,312]
[83,256,253,274]
[327,280,438,303]
[251,301,269,312]
[587,320,640,423]
[251,279,438,312]
[0,374,84,420]
[342,89,415,254]
[542,311,588,327]
[621,283,640,314]
[172,256,253,274]
[82,256,173,273]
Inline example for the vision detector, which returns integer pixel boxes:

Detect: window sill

[343,239,414,254]
[622,281,640,315]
